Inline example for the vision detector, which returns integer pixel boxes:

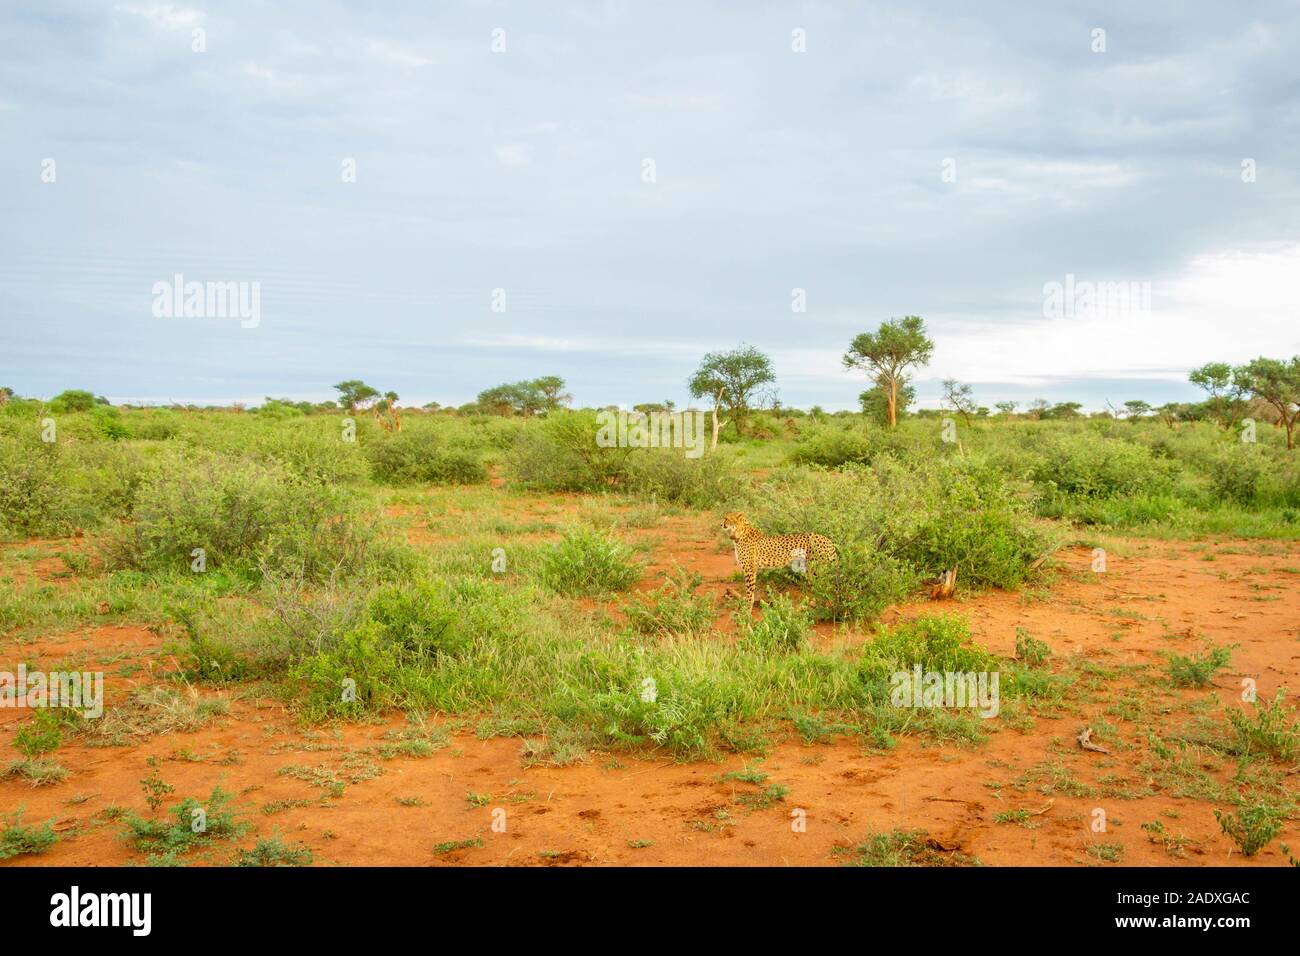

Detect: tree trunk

[711,388,724,451]
[887,378,898,428]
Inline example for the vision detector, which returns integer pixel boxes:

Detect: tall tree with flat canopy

[688,345,776,448]
[842,316,934,428]
[334,380,380,414]
[1235,356,1300,449]
[1189,362,1240,427]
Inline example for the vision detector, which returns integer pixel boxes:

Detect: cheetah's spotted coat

[721,511,837,611]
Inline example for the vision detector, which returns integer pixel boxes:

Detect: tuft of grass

[1214,798,1289,857]
[432,838,484,856]
[838,829,979,867]
[1227,691,1299,761]
[120,787,248,864]
[1167,645,1233,688]
[0,810,60,860]
[1014,627,1052,666]
[236,834,314,867]
[1,757,70,787]
[622,567,717,637]
[536,528,641,597]
[739,595,813,653]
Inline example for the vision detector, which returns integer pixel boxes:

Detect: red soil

[2,517,1298,867]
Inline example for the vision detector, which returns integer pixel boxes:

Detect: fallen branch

[1077,727,1110,754]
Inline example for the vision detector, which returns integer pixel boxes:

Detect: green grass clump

[1214,798,1289,857]
[236,835,314,867]
[1167,645,1233,688]
[739,595,813,653]
[120,787,248,864]
[857,614,998,703]
[537,528,641,597]
[839,828,978,867]
[101,448,373,580]
[364,426,487,485]
[1227,692,1299,761]
[622,568,717,637]
[0,811,60,860]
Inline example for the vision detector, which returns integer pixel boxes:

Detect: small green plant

[236,835,314,867]
[1086,842,1124,863]
[14,708,70,757]
[120,787,247,863]
[1167,645,1233,688]
[1015,627,1052,666]
[739,595,813,652]
[0,810,60,860]
[432,838,484,855]
[839,828,978,867]
[622,567,716,636]
[1227,691,1299,761]
[537,528,641,597]
[140,760,175,813]
[1141,820,1195,857]
[1214,798,1287,856]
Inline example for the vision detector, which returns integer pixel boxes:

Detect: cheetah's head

[721,511,752,539]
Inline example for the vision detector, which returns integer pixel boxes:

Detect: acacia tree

[375,390,402,432]
[688,345,777,447]
[334,380,380,413]
[941,378,977,426]
[842,316,934,428]
[1189,362,1243,427]
[994,400,1017,418]
[533,376,572,412]
[861,383,915,424]
[1235,356,1300,449]
[477,376,571,417]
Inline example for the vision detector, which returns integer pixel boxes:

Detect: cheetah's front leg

[743,560,757,613]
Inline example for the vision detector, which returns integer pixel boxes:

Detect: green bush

[0,435,73,537]
[364,427,487,485]
[1167,645,1233,688]
[505,410,732,505]
[537,528,641,597]
[1215,799,1287,857]
[857,615,998,703]
[788,427,875,467]
[1207,447,1265,505]
[251,425,369,485]
[504,411,631,492]
[48,390,98,413]
[742,457,1049,621]
[1030,434,1174,499]
[102,449,372,579]
[740,595,813,653]
[622,568,717,637]
[0,811,59,860]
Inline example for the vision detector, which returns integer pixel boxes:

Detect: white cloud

[363,38,432,69]
[492,144,533,168]
[114,3,204,31]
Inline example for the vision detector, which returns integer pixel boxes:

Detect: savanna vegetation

[3,322,1298,865]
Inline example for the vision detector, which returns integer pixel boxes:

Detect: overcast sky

[2,1,1298,410]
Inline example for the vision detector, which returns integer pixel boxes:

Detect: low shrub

[537,528,641,597]
[102,449,372,579]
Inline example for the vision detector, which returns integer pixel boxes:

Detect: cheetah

[721,511,837,611]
